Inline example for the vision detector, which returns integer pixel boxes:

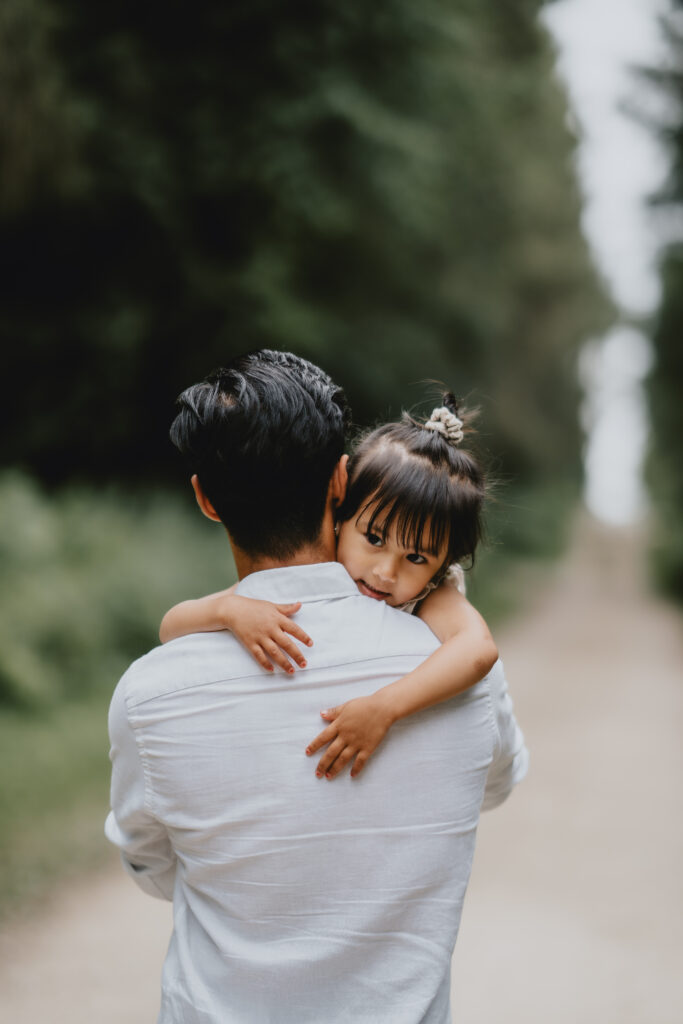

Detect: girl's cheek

[336,524,354,559]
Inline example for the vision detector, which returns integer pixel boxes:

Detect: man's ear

[329,454,349,508]
[191,474,222,522]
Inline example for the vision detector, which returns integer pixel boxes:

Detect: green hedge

[0,473,233,708]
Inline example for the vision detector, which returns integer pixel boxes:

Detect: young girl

[160,395,498,781]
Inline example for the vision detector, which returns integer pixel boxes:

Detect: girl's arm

[159,588,313,674]
[305,584,498,779]
[159,586,238,643]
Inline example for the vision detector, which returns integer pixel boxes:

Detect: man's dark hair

[170,350,350,559]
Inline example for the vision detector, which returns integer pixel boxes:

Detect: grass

[0,472,235,707]
[0,693,113,918]
[0,472,234,919]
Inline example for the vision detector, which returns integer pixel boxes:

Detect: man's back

[107,563,527,1024]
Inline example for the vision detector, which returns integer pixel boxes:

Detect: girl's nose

[374,559,397,583]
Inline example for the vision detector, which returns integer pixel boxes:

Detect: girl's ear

[330,454,349,507]
[191,474,222,522]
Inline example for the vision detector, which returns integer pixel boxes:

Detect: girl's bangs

[355,460,455,557]
[340,420,485,569]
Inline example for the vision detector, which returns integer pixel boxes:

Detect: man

[106,349,527,1023]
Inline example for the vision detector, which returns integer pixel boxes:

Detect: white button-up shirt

[106,562,527,1024]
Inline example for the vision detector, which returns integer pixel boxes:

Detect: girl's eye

[407,553,427,565]
[365,532,383,547]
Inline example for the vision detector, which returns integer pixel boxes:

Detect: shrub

[0,473,233,707]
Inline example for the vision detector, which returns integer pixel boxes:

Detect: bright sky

[542,0,671,524]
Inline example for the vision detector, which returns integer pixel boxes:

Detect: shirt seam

[483,674,499,762]
[123,678,158,816]
[235,588,357,603]
[125,648,438,709]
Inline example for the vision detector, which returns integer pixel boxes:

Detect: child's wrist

[215,594,240,630]
[378,680,422,723]
[371,688,402,728]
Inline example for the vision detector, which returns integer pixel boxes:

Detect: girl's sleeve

[442,563,467,595]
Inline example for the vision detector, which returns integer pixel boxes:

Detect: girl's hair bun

[423,392,467,445]
[442,392,459,415]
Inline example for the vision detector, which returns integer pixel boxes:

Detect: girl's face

[336,503,448,608]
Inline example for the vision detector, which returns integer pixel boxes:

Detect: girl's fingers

[275,602,302,616]
[350,752,369,778]
[315,737,345,777]
[279,618,313,648]
[305,724,336,757]
[320,704,344,721]
[275,631,308,669]
[325,746,355,780]
[261,639,296,675]
[251,645,275,673]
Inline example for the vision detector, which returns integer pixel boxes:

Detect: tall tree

[644,3,683,599]
[0,0,609,486]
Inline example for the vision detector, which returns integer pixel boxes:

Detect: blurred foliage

[642,2,683,602]
[648,252,683,600]
[467,477,580,623]
[0,473,232,707]
[0,0,610,488]
[0,471,235,911]
[0,692,113,916]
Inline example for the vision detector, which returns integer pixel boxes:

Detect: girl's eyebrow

[356,508,442,557]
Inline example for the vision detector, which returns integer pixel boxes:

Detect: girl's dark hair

[337,393,485,578]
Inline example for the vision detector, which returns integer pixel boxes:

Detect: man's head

[170,350,351,562]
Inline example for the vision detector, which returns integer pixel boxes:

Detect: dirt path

[1,516,681,1022]
[452,517,683,1023]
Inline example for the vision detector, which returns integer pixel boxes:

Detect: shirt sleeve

[104,674,177,900]
[481,659,529,811]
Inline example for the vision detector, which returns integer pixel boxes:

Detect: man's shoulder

[116,632,256,709]
[331,597,440,662]
[112,604,438,712]
[380,603,438,644]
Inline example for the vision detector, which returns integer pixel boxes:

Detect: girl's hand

[224,595,313,674]
[305,694,396,779]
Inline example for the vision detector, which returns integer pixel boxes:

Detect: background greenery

[0,474,234,913]
[644,0,683,602]
[0,0,615,915]
[1,0,610,486]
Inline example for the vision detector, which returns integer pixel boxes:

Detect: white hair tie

[424,406,464,444]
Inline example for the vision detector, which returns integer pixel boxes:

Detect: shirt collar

[234,562,359,604]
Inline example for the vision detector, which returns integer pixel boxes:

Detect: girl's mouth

[357,580,390,601]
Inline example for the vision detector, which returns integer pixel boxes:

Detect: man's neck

[231,530,337,581]
[229,490,341,581]
[233,548,332,580]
